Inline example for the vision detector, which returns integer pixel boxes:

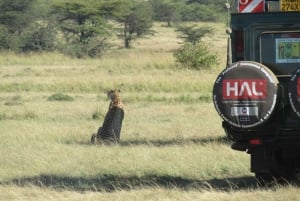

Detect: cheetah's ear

[118,89,121,93]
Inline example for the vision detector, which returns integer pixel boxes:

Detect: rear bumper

[223,121,300,151]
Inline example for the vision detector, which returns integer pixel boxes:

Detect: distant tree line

[0,0,226,57]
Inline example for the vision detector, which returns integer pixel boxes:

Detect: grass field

[1,22,300,201]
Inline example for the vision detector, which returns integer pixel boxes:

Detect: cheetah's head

[107,89,121,101]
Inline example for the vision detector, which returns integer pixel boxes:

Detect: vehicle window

[260,32,300,75]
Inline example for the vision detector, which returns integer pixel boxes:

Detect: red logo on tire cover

[222,79,267,99]
[297,77,300,96]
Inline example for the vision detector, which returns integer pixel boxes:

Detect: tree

[184,0,227,22]
[111,0,153,48]
[0,0,37,50]
[176,25,212,44]
[21,23,56,52]
[51,0,110,57]
[0,0,36,34]
[149,0,182,26]
[0,25,9,50]
[150,0,226,23]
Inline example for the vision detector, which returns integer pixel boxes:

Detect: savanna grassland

[1,22,300,201]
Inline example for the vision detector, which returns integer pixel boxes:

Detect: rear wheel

[255,172,276,186]
[255,169,293,186]
[253,149,295,185]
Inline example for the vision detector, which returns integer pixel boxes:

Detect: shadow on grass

[3,174,258,192]
[120,136,230,147]
[68,136,230,147]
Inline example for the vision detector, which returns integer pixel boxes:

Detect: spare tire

[213,61,279,128]
[288,67,300,118]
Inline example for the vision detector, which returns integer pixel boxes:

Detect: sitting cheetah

[91,89,124,144]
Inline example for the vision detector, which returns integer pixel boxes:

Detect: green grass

[48,93,74,101]
[1,22,299,201]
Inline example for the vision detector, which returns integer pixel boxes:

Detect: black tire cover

[288,67,300,118]
[213,61,279,128]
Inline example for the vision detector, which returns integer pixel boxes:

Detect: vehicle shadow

[3,174,259,192]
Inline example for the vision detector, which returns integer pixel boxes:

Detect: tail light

[249,139,262,145]
[235,30,244,61]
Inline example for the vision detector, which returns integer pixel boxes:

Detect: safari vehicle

[213,0,300,182]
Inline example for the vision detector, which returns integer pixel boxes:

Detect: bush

[173,42,218,70]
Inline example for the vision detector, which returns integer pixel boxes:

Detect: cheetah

[91,89,124,144]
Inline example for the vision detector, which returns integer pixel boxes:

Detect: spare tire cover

[288,67,300,118]
[213,61,279,128]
